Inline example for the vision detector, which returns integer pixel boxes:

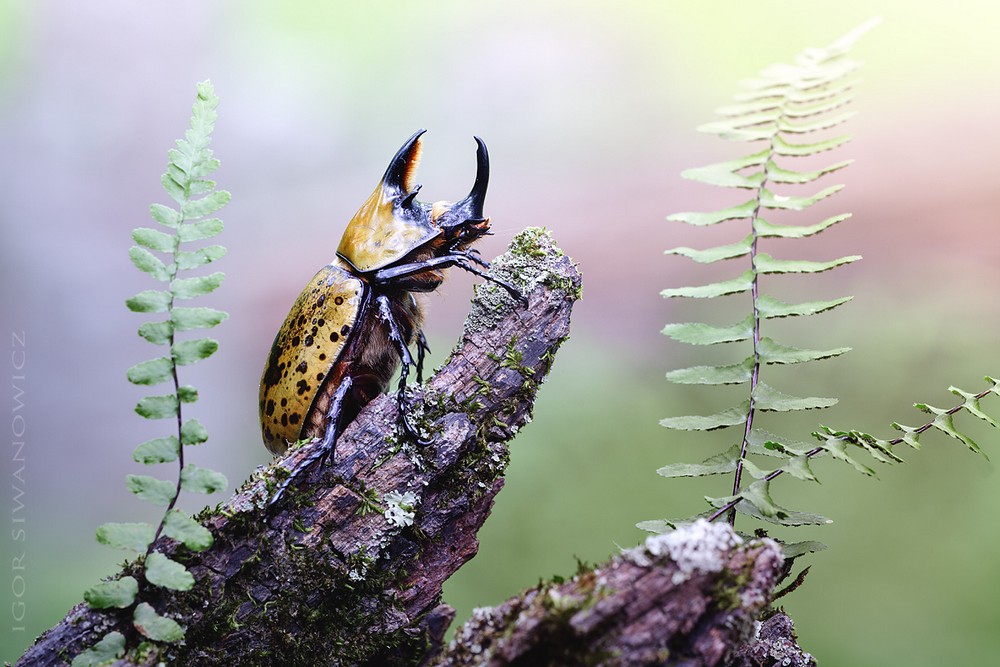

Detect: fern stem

[144,232,185,561]
[729,146,773,526]
[708,384,997,523]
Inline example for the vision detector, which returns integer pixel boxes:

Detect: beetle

[259,129,521,503]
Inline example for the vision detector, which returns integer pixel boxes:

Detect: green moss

[508,227,562,259]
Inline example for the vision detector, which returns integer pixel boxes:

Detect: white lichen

[643,519,743,584]
[383,490,419,527]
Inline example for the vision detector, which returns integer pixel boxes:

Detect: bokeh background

[2,1,999,664]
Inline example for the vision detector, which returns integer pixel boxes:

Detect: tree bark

[17,229,812,666]
[436,521,792,667]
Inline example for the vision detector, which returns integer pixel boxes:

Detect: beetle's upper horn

[454,136,490,220]
[382,129,425,199]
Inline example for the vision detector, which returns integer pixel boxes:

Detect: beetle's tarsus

[457,247,490,270]
[398,391,432,445]
[455,259,525,306]
[492,276,527,306]
[415,330,430,384]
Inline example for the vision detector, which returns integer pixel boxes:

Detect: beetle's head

[337,131,492,272]
[430,136,492,251]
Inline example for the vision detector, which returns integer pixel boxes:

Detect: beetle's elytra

[260,130,521,502]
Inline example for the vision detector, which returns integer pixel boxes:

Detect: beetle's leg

[373,255,526,306]
[376,295,432,445]
[269,375,353,508]
[415,329,430,385]
[443,237,490,270]
[452,259,526,306]
[455,248,491,270]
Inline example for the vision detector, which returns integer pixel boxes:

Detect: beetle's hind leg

[269,376,353,508]
[376,295,432,445]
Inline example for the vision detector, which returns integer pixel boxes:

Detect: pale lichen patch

[641,519,744,585]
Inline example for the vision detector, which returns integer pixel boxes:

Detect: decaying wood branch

[437,521,791,667]
[18,228,579,666]
[727,612,816,667]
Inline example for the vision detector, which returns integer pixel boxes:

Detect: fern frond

[84,81,231,648]
[698,376,999,527]
[656,21,878,529]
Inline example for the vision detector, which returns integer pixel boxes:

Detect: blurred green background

[2,1,999,664]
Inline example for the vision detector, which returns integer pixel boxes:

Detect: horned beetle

[260,130,522,504]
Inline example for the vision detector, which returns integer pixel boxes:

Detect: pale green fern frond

[654,21,878,528]
[78,81,230,661]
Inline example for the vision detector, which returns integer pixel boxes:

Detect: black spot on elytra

[318,318,325,327]
[316,372,324,381]
[296,361,308,373]
[317,294,326,306]
[289,413,300,425]
[329,332,339,343]
[280,398,288,407]
[265,399,275,417]
[281,413,288,427]
[319,353,327,361]
[304,335,314,347]
[341,325,351,336]
[291,336,300,347]
[262,348,284,387]
[296,379,310,395]
[334,296,344,305]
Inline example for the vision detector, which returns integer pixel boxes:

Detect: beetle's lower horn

[382,129,426,197]
[459,136,490,219]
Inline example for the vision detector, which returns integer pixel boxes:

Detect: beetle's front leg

[452,258,527,307]
[269,375,353,508]
[373,254,526,306]
[376,295,432,445]
[452,246,490,270]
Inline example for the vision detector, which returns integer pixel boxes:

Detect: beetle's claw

[400,405,432,446]
[268,440,331,510]
[465,247,491,270]
[397,391,433,446]
[487,275,527,307]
